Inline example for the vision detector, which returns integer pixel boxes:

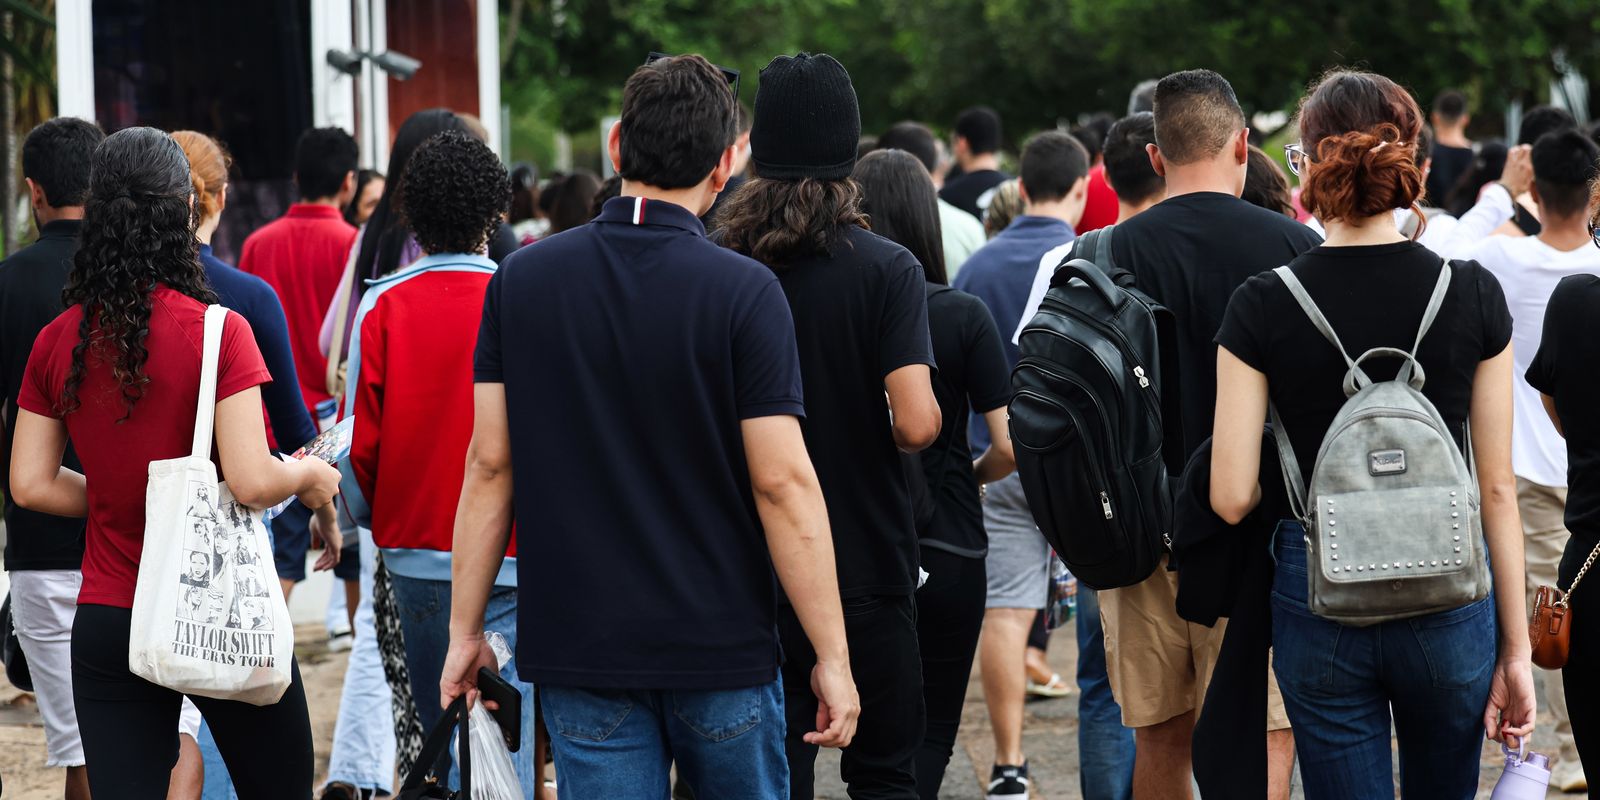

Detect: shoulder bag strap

[1408,260,1453,355]
[1272,266,1357,371]
[325,240,360,398]
[190,305,228,460]
[1093,224,1117,274]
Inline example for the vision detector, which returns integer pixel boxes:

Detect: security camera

[370,51,422,81]
[326,49,363,77]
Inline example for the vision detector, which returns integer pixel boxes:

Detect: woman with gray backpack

[1208,70,1536,797]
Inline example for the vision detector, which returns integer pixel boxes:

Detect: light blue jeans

[388,574,539,795]
[541,677,788,799]
[1272,521,1494,798]
[1076,587,1134,800]
[325,527,395,792]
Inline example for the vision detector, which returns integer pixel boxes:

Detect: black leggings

[913,547,986,800]
[72,604,314,800]
[1566,572,1600,778]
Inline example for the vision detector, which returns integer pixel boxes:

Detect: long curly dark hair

[60,126,217,420]
[713,176,868,269]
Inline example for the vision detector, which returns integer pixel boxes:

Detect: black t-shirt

[940,169,1011,221]
[1113,192,1323,460]
[1526,274,1600,586]
[1426,144,1474,208]
[0,220,86,571]
[1217,243,1512,490]
[775,226,936,597]
[476,197,805,690]
[918,284,1012,557]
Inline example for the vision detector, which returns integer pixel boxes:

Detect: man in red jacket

[343,130,541,794]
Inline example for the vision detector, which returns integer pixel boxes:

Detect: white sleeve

[1013,241,1077,344]
[1432,183,1516,259]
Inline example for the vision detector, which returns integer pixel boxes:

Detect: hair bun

[1302,122,1423,222]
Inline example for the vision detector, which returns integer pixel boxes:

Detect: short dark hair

[1432,90,1468,123]
[619,54,736,189]
[875,121,939,174]
[400,131,510,256]
[954,106,1002,155]
[1152,69,1245,165]
[1102,112,1163,203]
[294,127,358,200]
[1019,130,1089,204]
[1518,105,1577,146]
[1070,114,1115,160]
[1415,123,1433,168]
[22,117,104,207]
[1531,128,1600,219]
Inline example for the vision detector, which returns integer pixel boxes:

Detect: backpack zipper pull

[1100,491,1114,519]
[1134,365,1150,388]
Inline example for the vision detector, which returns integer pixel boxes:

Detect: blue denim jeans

[1076,587,1134,800]
[1271,521,1494,799]
[541,677,788,799]
[388,574,539,796]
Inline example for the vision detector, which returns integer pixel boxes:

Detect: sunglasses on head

[645,52,740,99]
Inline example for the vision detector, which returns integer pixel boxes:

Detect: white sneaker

[1552,759,1587,792]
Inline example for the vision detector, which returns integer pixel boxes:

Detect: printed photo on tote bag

[128,305,294,706]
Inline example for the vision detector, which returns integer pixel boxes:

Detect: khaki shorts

[1099,557,1290,731]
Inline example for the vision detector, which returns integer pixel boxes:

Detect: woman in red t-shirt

[9,127,343,799]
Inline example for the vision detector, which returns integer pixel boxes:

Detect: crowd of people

[0,47,1599,800]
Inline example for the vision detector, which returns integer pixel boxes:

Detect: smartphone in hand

[476,666,522,752]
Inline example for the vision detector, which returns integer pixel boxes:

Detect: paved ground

[0,566,1581,798]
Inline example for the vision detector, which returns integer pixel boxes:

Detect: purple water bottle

[1490,740,1551,799]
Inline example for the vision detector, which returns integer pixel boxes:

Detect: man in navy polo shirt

[442,54,859,798]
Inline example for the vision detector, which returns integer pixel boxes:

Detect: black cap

[751,53,861,181]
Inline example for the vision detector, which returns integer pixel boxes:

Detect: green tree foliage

[500,0,1600,163]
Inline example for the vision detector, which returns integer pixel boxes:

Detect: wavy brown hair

[1296,70,1425,229]
[60,127,216,420]
[713,176,868,269]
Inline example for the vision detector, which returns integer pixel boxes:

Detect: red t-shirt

[18,287,270,607]
[1077,163,1119,233]
[238,204,358,417]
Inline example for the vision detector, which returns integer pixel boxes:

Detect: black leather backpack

[1011,226,1183,589]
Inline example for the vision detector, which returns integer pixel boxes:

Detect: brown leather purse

[1530,540,1600,670]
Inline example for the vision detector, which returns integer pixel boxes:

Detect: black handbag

[1,592,32,693]
[397,695,472,799]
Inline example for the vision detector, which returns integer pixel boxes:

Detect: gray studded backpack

[1269,262,1490,626]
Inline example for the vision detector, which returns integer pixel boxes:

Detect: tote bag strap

[190,305,229,459]
[325,240,360,398]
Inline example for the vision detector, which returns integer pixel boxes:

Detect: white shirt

[939,198,986,282]
[1466,233,1600,487]
[1302,183,1516,258]
[1012,240,1077,343]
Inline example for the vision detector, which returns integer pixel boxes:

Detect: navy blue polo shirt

[476,195,805,690]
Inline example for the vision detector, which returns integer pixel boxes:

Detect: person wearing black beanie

[718,52,942,800]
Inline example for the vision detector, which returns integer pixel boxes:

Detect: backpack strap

[1269,404,1309,525]
[1273,267,1359,374]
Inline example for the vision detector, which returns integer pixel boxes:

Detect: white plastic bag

[466,632,521,800]
[128,305,294,706]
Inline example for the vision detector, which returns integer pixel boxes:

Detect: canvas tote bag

[128,305,294,705]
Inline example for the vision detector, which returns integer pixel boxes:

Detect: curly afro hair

[399,130,510,256]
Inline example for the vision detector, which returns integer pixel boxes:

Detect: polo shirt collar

[595,196,706,237]
[286,203,344,220]
[37,218,82,240]
[369,251,496,285]
[1002,215,1074,238]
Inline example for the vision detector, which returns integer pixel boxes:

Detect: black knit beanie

[751,53,861,181]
